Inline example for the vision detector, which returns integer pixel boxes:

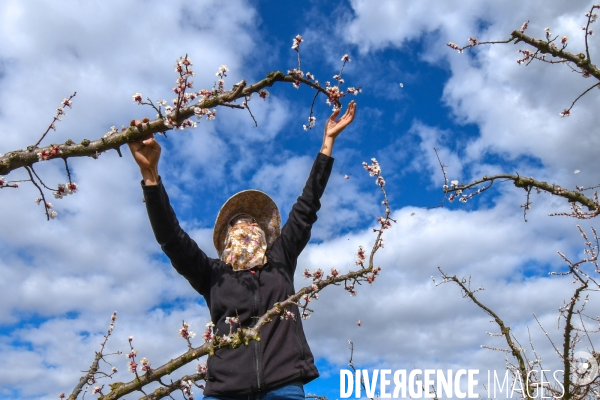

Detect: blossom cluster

[288,35,360,129]
[179,321,196,340]
[355,246,366,267]
[37,144,61,161]
[140,357,151,372]
[203,321,214,342]
[53,182,78,199]
[35,198,57,219]
[40,95,74,144]
[126,348,138,373]
[0,176,19,188]
[445,180,465,203]
[280,309,296,320]
[125,336,148,374]
[345,283,356,296]
[584,6,599,35]
[180,379,195,400]
[303,116,316,131]
[132,55,218,130]
[291,34,303,51]
[299,268,342,319]
[362,158,385,187]
[447,42,463,53]
[108,311,117,334]
[444,179,487,204]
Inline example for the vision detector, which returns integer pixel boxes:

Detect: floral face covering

[221,225,268,271]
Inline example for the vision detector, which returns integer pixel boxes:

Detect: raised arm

[128,121,211,296]
[275,102,358,269]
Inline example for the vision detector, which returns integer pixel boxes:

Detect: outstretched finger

[341,101,356,123]
[329,107,341,121]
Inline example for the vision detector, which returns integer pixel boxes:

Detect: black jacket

[142,153,333,396]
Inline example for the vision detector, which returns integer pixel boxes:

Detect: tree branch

[0,71,332,177]
[445,174,599,211]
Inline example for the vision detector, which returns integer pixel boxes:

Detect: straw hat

[213,190,281,256]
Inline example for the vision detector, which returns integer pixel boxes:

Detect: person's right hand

[128,119,161,185]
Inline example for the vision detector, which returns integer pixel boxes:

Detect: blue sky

[1,0,600,398]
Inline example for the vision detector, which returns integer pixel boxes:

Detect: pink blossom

[356,246,366,266]
[280,310,296,320]
[258,89,270,100]
[288,68,304,78]
[202,326,213,342]
[312,269,323,280]
[221,335,232,343]
[357,320,361,326]
[216,64,229,77]
[140,357,151,372]
[341,54,351,62]
[132,93,143,104]
[54,184,67,199]
[37,149,50,161]
[291,34,303,50]
[447,42,462,53]
[179,321,196,339]
[67,183,78,194]
[520,21,529,33]
[128,361,138,373]
[559,109,571,117]
[303,116,316,130]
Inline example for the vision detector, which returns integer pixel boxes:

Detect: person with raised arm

[128,101,356,400]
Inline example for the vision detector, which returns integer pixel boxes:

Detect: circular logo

[573,351,599,386]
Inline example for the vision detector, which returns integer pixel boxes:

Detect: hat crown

[213,190,281,256]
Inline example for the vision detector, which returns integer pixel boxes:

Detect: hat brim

[213,190,281,256]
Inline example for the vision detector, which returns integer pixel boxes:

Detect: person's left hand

[324,100,357,139]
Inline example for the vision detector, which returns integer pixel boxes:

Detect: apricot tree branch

[0,71,333,177]
[445,174,598,211]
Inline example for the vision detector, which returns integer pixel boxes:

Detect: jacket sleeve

[275,153,334,270]
[142,178,212,296]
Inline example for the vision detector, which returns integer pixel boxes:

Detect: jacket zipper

[293,313,306,360]
[252,271,262,391]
